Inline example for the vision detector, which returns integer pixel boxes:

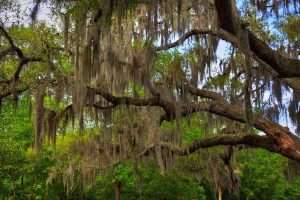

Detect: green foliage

[237,150,300,200]
[0,138,27,198]
[0,98,32,145]
[1,98,300,200]
[284,178,300,200]
[161,114,205,143]
[0,133,58,200]
[44,95,68,112]
[113,163,136,186]
[154,50,184,82]
[88,162,207,200]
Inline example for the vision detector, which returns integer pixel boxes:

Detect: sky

[20,0,51,21]
[0,0,56,26]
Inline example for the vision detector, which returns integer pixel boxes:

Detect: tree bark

[214,0,300,79]
[92,85,300,162]
[115,181,121,200]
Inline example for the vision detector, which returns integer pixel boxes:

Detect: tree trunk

[218,186,222,200]
[115,181,121,200]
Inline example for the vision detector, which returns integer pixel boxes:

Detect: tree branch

[140,133,300,162]
[184,82,225,101]
[0,25,43,85]
[155,1,300,92]
[214,0,300,78]
[13,57,43,81]
[181,97,300,161]
[141,134,278,155]
[90,82,300,158]
[89,87,176,117]
[0,25,25,59]
[0,85,28,99]
[155,29,214,51]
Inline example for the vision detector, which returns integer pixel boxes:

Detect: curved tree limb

[155,28,239,52]
[13,57,43,81]
[141,134,279,156]
[214,0,300,78]
[0,25,43,85]
[155,27,299,79]
[182,86,300,161]
[90,83,300,162]
[89,87,176,117]
[140,133,300,162]
[155,1,300,92]
[0,25,25,59]
[155,29,215,51]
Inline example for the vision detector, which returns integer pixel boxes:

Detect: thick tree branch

[141,134,278,155]
[0,25,25,59]
[184,82,224,101]
[141,133,300,162]
[156,29,215,51]
[155,28,239,52]
[156,2,300,92]
[247,32,300,78]
[214,0,240,35]
[0,25,43,84]
[214,0,300,78]
[89,87,176,117]
[181,88,300,161]
[91,83,300,161]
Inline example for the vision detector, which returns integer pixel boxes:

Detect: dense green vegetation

[1,99,300,199]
